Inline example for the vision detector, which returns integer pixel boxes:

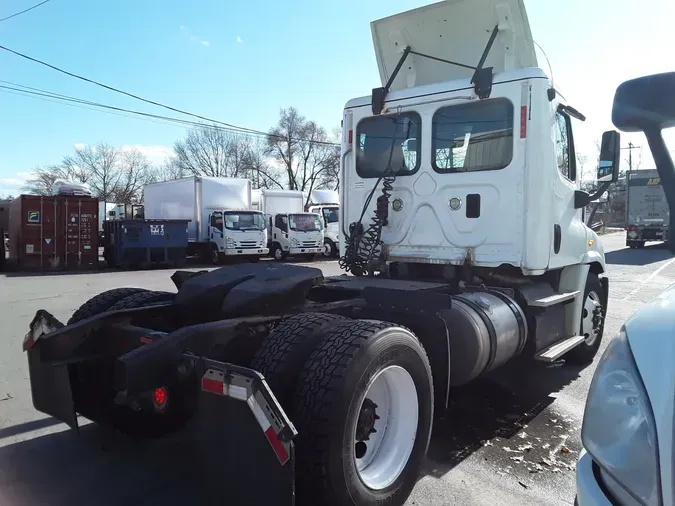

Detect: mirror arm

[574,181,611,209]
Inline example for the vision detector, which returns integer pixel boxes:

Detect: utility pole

[621,141,641,172]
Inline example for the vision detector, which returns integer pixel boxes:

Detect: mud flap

[27,347,78,430]
[187,361,297,506]
[24,310,79,430]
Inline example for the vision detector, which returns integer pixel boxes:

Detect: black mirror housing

[597,130,621,183]
[612,72,675,133]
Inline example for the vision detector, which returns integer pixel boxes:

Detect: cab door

[547,106,589,269]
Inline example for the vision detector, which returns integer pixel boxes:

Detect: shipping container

[8,194,100,270]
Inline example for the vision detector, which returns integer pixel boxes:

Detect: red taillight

[520,106,527,139]
[153,387,168,409]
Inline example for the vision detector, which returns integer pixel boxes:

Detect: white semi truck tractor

[304,189,340,258]
[144,176,268,265]
[21,2,621,506]
[251,188,324,261]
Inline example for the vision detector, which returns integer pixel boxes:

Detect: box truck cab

[144,177,268,265]
[304,189,340,258]
[252,189,324,261]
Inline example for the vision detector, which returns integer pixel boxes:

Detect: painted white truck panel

[370,0,537,92]
[144,177,251,242]
[259,190,304,216]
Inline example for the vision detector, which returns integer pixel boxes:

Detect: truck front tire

[293,320,433,506]
[322,238,337,258]
[565,273,606,365]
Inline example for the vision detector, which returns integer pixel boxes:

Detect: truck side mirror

[612,71,675,251]
[597,130,620,183]
[612,72,675,133]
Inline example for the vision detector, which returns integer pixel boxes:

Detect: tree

[23,164,69,195]
[22,143,155,204]
[173,124,252,178]
[66,143,120,203]
[241,137,284,189]
[112,148,153,204]
[267,107,340,195]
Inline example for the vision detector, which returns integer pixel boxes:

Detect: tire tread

[67,287,147,325]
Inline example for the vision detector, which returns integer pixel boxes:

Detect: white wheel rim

[582,291,602,345]
[353,365,418,490]
[274,248,283,260]
[322,242,331,257]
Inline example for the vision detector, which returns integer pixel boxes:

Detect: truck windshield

[224,212,265,231]
[289,214,322,232]
[322,207,339,224]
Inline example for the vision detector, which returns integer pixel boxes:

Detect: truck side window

[356,112,421,178]
[275,214,288,232]
[210,212,223,231]
[555,112,575,181]
[432,98,514,173]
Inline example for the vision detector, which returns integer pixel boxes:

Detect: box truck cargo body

[304,189,340,257]
[144,177,268,264]
[625,169,670,247]
[252,189,324,260]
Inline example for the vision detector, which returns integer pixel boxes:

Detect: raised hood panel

[371,0,537,91]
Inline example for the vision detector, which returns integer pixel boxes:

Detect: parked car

[576,72,675,505]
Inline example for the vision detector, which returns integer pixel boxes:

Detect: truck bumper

[289,247,322,255]
[223,247,269,256]
[23,310,296,505]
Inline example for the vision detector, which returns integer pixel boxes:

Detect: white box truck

[252,189,324,261]
[304,189,340,258]
[144,176,268,265]
[625,169,670,248]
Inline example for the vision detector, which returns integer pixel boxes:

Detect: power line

[0,43,339,146]
[0,80,341,147]
[0,0,53,23]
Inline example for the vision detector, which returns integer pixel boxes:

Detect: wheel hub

[355,398,379,444]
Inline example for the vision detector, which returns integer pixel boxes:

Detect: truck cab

[305,189,340,257]
[208,209,268,262]
[339,0,619,361]
[252,189,324,261]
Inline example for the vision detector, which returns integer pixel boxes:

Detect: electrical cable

[0,79,340,145]
[0,44,339,146]
[0,0,52,23]
[339,116,409,276]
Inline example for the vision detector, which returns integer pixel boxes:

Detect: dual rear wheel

[250,314,434,506]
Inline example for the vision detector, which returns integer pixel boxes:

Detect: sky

[0,0,674,197]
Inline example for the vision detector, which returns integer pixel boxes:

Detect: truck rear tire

[107,290,175,311]
[72,289,194,439]
[293,319,433,506]
[565,273,606,365]
[250,313,348,408]
[68,287,147,325]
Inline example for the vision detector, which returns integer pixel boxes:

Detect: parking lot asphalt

[0,232,673,506]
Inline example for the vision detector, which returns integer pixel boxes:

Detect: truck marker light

[588,240,595,247]
[153,387,168,409]
[140,337,152,344]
